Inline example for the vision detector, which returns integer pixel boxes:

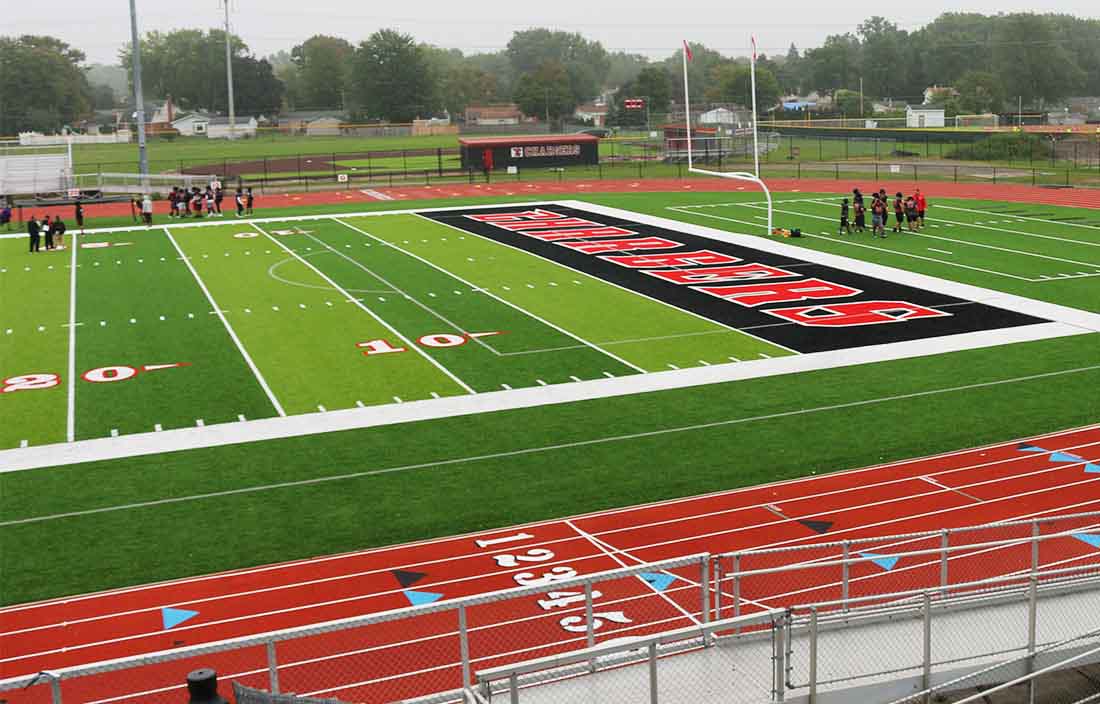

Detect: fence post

[954,165,958,183]
[841,541,850,610]
[713,559,723,621]
[459,605,471,688]
[1027,575,1038,704]
[875,162,879,181]
[700,555,711,630]
[939,530,949,589]
[993,167,997,185]
[649,642,659,704]
[733,554,742,630]
[922,592,932,704]
[834,163,839,180]
[913,164,918,182]
[266,640,280,694]
[509,673,520,704]
[438,147,444,177]
[1031,521,1040,573]
[809,607,818,704]
[773,613,787,702]
[585,580,596,672]
[50,676,62,704]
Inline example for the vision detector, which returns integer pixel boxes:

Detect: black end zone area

[422,204,1049,354]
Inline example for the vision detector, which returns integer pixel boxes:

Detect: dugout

[459,135,599,171]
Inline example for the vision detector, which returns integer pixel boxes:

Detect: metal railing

[0,554,710,704]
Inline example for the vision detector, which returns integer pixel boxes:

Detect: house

[906,106,945,128]
[574,103,609,127]
[171,113,210,137]
[206,116,258,139]
[305,117,342,137]
[278,111,346,133]
[465,104,525,126]
[923,85,957,105]
[1048,111,1087,126]
[700,107,751,127]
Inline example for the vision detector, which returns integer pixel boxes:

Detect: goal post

[954,114,1000,129]
[681,39,773,235]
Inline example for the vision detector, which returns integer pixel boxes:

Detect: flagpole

[750,36,760,178]
[682,41,693,171]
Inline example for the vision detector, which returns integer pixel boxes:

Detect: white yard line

[66,232,78,442]
[300,231,501,357]
[164,228,286,417]
[251,222,476,395]
[672,206,1037,282]
[419,212,800,357]
[935,204,1100,240]
[335,216,646,373]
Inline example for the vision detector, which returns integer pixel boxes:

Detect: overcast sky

[8,0,1100,65]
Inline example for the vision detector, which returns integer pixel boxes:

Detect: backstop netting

[0,143,72,196]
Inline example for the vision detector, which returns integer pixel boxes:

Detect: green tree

[954,70,1004,114]
[804,34,861,96]
[992,14,1086,107]
[438,63,499,117]
[703,62,781,111]
[610,67,672,127]
[347,29,437,122]
[90,83,117,110]
[119,29,282,115]
[290,35,354,109]
[0,35,92,134]
[858,17,908,99]
[663,42,730,103]
[506,29,609,103]
[606,52,649,87]
[834,89,873,117]
[513,61,575,123]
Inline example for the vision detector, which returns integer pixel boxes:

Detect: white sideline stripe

[0,319,1089,475]
[935,204,1100,242]
[347,215,646,374]
[164,229,286,417]
[251,222,476,396]
[565,519,701,625]
[66,232,78,442]
[5,364,1100,533]
[5,423,1099,617]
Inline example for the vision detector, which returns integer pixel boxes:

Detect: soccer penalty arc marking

[423,203,1051,354]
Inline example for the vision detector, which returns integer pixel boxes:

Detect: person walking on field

[142,194,153,226]
[839,198,852,235]
[28,215,41,252]
[915,189,928,228]
[51,216,67,249]
[74,199,84,232]
[893,192,904,233]
[235,189,244,217]
[871,195,887,238]
[245,187,254,215]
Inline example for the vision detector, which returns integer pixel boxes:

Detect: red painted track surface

[4,425,1100,703]
[16,176,1100,223]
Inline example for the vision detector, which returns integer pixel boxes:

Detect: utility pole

[128,0,149,185]
[1018,96,1023,127]
[223,0,236,139]
[544,87,550,128]
[859,77,864,120]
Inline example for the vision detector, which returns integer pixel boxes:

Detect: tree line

[3,12,1100,136]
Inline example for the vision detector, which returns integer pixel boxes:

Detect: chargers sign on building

[460,135,599,171]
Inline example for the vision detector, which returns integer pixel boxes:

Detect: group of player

[167,179,254,219]
[840,188,928,238]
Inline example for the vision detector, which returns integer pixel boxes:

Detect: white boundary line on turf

[935,203,1100,239]
[4,420,1098,615]
[164,228,286,417]
[251,221,476,396]
[333,217,646,373]
[0,323,1091,474]
[65,232,78,442]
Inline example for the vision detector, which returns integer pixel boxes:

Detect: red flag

[751,35,758,61]
[683,40,694,62]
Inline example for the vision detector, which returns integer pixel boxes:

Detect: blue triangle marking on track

[858,552,900,571]
[1073,534,1100,549]
[403,589,444,606]
[1084,463,1100,474]
[1018,444,1047,453]
[161,607,199,630]
[1049,451,1083,464]
[640,572,676,592]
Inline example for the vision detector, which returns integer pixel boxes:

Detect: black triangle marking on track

[392,569,428,588]
[799,520,833,535]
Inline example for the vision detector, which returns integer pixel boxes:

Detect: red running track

[14,176,1100,224]
[4,425,1100,703]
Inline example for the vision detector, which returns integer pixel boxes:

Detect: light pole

[222,0,236,139]
[128,0,148,185]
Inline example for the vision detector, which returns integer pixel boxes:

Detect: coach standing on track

[27,215,41,252]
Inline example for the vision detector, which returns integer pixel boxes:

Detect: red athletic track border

[4,425,1100,703]
[13,176,1100,224]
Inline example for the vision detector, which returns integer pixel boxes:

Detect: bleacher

[0,152,71,196]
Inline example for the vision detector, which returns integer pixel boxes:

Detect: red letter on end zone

[601,250,740,268]
[765,301,951,327]
[559,237,682,254]
[646,263,797,285]
[697,278,860,307]
[524,226,636,242]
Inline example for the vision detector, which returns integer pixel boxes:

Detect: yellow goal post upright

[680,38,773,235]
